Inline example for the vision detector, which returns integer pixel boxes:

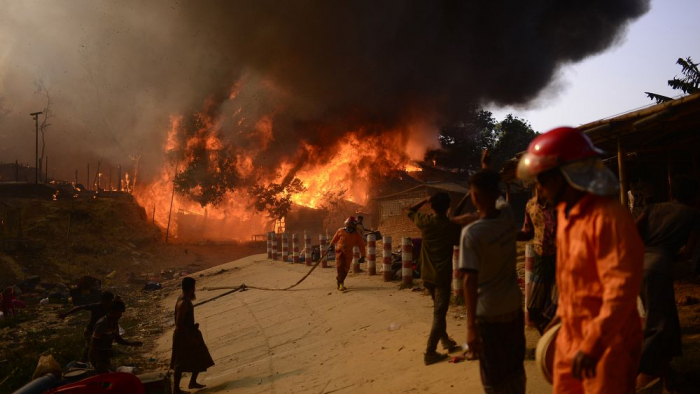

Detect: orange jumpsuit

[554,195,644,394]
[330,228,365,284]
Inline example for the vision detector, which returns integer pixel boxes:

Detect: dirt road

[153,254,550,393]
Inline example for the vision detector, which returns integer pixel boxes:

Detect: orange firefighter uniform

[554,194,644,393]
[330,228,365,285]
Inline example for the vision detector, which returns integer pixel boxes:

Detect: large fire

[133,87,434,241]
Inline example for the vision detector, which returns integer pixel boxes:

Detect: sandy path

[154,254,550,393]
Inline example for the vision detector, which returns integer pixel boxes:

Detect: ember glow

[133,86,435,240]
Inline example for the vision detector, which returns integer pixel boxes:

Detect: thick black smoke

[184,0,649,121]
[0,0,649,186]
[174,0,650,174]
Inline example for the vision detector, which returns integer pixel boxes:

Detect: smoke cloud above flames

[1,1,648,205]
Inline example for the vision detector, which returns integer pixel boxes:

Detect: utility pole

[87,163,90,191]
[45,156,48,183]
[117,165,121,191]
[30,112,43,184]
[165,158,179,244]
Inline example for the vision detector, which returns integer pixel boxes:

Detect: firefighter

[329,217,365,291]
[517,127,644,394]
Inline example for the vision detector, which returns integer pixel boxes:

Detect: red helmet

[517,127,603,181]
[344,216,357,226]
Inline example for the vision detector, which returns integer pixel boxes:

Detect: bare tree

[34,80,53,180]
[319,189,349,231]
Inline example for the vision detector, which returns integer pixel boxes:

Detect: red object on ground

[47,372,145,393]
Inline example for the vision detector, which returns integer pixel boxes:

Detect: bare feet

[188,382,207,389]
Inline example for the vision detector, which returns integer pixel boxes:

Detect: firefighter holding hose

[329,216,365,291]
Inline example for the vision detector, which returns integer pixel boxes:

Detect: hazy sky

[491,0,700,132]
[1,0,689,184]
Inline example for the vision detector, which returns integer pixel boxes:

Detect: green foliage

[428,108,498,173]
[172,112,240,207]
[173,150,239,207]
[491,115,538,169]
[248,178,306,220]
[428,109,537,172]
[646,57,700,104]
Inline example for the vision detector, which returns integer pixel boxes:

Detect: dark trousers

[639,270,682,376]
[425,283,451,353]
[335,251,351,284]
[477,311,526,394]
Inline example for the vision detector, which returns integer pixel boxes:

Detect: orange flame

[134,85,436,241]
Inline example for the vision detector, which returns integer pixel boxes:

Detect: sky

[491,0,700,132]
[0,0,696,184]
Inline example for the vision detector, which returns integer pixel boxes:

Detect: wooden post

[118,165,122,191]
[45,156,48,183]
[617,138,628,207]
[667,149,673,200]
[87,163,90,191]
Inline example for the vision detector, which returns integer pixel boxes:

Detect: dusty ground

[151,254,551,394]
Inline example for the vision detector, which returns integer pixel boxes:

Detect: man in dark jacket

[408,192,461,365]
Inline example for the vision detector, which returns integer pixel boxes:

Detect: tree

[645,57,700,104]
[491,115,538,169]
[248,178,307,226]
[427,108,497,173]
[318,189,349,232]
[427,110,537,173]
[34,80,52,181]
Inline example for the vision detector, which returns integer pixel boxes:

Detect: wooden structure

[372,182,469,240]
[501,92,700,209]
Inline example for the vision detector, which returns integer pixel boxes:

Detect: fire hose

[193,246,334,308]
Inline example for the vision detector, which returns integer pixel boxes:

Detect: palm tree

[645,57,700,104]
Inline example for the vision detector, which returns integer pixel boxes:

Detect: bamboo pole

[617,138,628,207]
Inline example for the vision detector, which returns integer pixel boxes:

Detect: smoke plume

[0,0,649,186]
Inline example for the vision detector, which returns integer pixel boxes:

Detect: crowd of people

[49,127,697,393]
[406,127,698,393]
